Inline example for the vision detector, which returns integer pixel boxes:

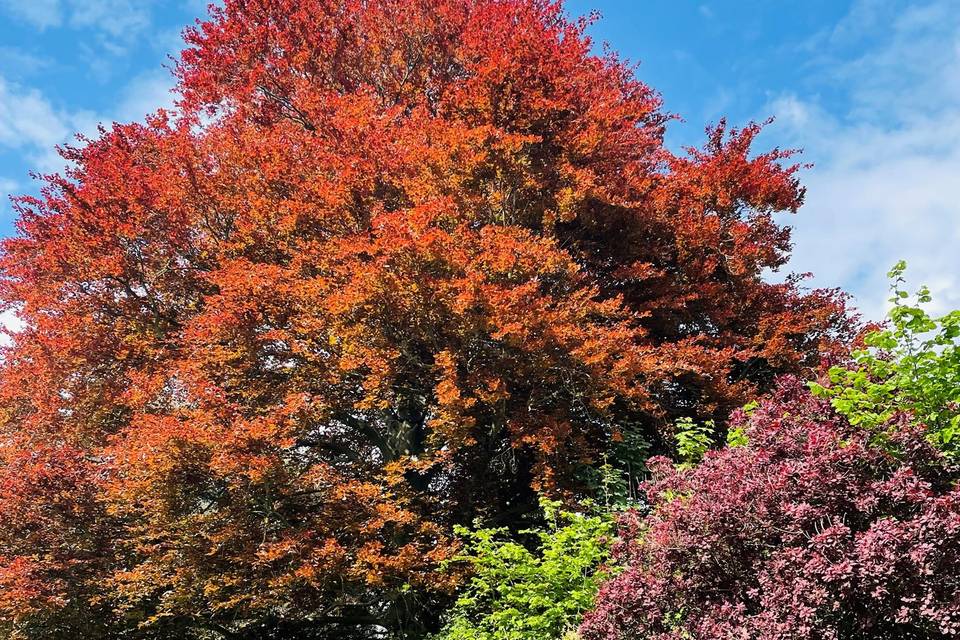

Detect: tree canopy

[0,1,852,638]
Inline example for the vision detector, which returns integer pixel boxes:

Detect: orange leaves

[0,445,111,627]
[0,556,60,619]
[0,0,856,635]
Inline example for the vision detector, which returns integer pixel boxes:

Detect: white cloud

[0,76,100,173]
[0,78,71,150]
[69,0,153,39]
[0,309,23,346]
[0,0,62,30]
[1,0,156,45]
[0,67,175,177]
[766,0,960,323]
[117,70,177,122]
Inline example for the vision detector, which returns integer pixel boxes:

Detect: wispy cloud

[116,70,177,122]
[69,0,153,38]
[0,66,176,176]
[0,0,62,30]
[0,47,53,78]
[0,76,99,171]
[766,0,960,322]
[1,0,157,47]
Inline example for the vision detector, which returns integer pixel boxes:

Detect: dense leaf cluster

[582,378,960,639]
[434,500,612,640]
[811,261,960,457]
[0,0,852,637]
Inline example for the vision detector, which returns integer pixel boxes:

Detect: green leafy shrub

[434,500,614,640]
[673,417,715,467]
[811,261,960,457]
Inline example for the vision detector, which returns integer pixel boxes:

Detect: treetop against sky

[0,2,957,639]
[0,0,958,322]
[0,0,856,636]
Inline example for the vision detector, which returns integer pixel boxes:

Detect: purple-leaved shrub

[581,378,960,640]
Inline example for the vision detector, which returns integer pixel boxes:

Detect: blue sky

[1,0,958,322]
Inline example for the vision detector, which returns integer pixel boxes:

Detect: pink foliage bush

[581,378,960,640]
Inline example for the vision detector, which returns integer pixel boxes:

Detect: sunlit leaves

[582,380,960,640]
[812,263,960,457]
[0,0,853,637]
[435,499,614,640]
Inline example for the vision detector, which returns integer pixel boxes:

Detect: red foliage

[0,0,852,636]
[581,379,960,640]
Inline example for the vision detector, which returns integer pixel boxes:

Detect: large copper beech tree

[0,1,853,638]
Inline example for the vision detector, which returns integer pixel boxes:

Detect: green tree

[811,261,960,457]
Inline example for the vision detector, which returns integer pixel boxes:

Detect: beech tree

[0,0,852,638]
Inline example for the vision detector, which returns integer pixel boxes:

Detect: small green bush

[434,499,614,640]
